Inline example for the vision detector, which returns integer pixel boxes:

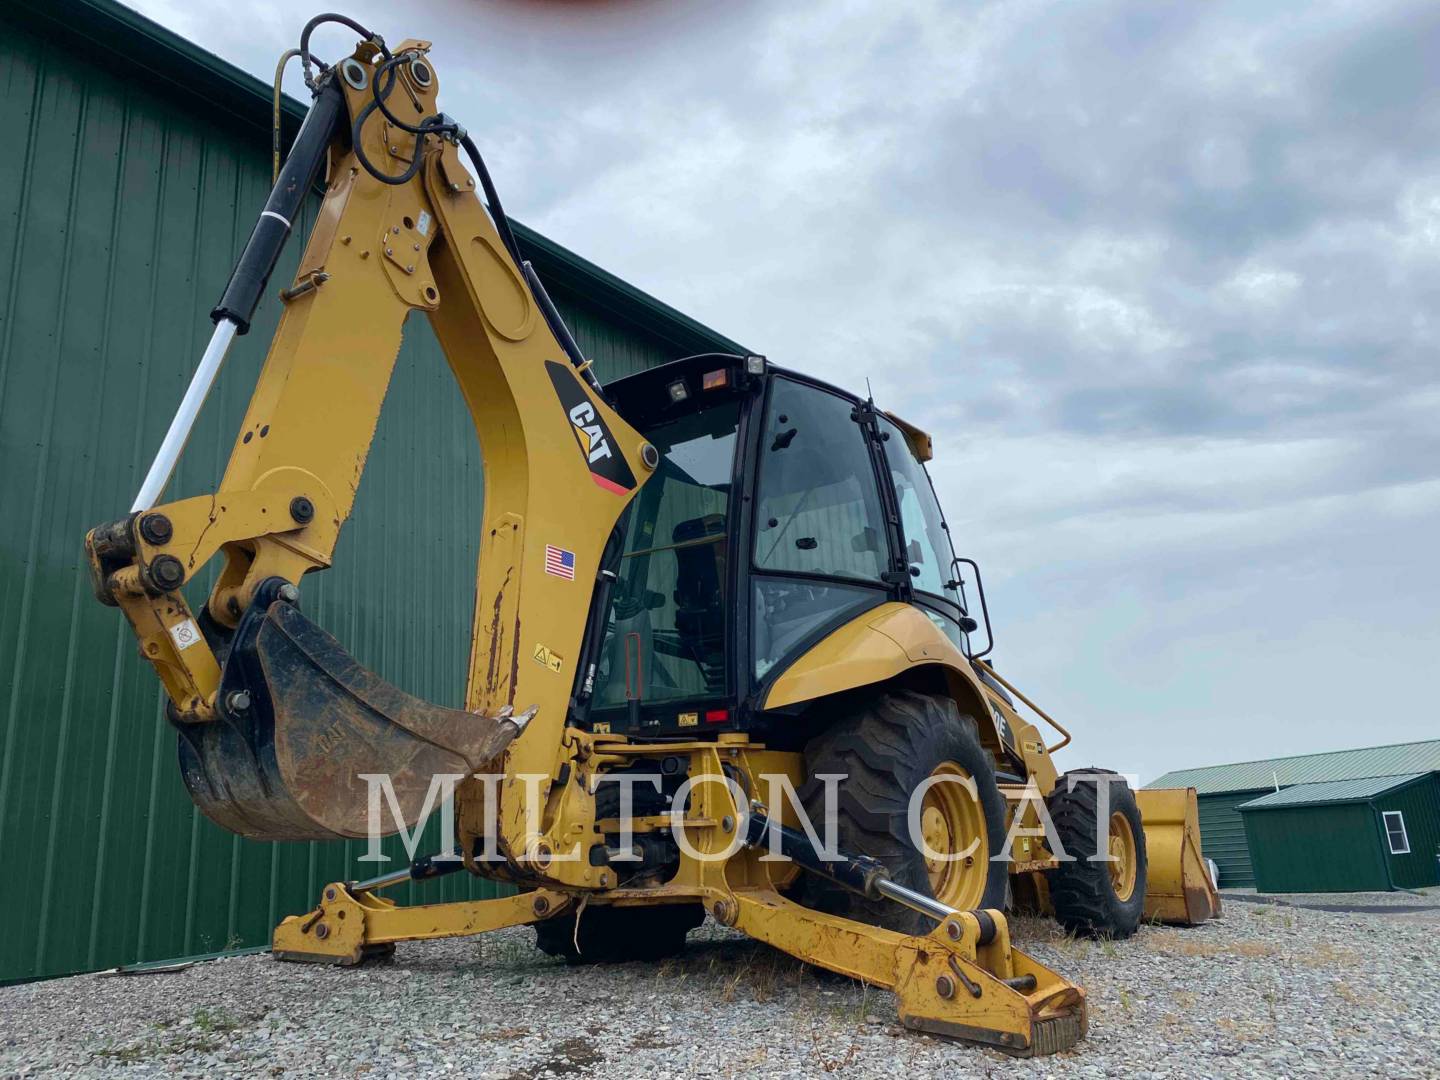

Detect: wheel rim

[920,761,989,910]
[1108,810,1137,902]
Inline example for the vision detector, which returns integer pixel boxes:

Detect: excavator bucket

[1136,787,1221,925]
[176,596,529,841]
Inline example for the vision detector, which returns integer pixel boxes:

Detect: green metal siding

[1196,790,1266,888]
[0,3,736,983]
[1152,739,1440,795]
[1240,803,1391,893]
[1376,775,1440,889]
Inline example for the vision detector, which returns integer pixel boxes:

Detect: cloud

[125,0,1440,779]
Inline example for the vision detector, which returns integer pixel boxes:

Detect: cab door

[747,375,901,689]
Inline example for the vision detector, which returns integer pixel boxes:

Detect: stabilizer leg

[718,889,1085,1058]
[272,884,569,965]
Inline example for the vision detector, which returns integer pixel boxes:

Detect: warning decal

[169,619,202,651]
[532,643,563,673]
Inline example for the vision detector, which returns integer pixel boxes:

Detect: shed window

[1382,811,1410,855]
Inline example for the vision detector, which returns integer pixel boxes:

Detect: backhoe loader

[84,14,1218,1058]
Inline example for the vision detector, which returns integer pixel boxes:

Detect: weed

[191,1007,241,1034]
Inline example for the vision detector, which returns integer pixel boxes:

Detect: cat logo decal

[545,361,636,495]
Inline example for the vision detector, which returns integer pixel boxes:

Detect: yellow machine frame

[83,31,1216,1059]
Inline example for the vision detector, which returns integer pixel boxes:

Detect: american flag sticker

[544,544,576,580]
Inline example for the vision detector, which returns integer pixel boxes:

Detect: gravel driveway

[3,899,1437,1078]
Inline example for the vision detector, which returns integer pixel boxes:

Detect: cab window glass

[754,379,887,583]
[754,579,878,679]
[920,606,967,654]
[878,415,959,605]
[591,401,740,709]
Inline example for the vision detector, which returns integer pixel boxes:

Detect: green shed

[0,0,744,983]
[1238,773,1440,893]
[1150,738,1440,889]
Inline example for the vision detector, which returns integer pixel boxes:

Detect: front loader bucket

[1136,787,1220,925]
[177,597,528,841]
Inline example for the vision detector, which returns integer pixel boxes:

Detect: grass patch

[191,1006,243,1034]
[1147,931,1278,958]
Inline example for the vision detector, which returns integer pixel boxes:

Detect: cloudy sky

[129,0,1439,782]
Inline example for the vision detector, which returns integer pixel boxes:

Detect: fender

[763,602,1002,744]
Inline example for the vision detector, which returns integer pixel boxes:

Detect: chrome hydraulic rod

[875,877,959,922]
[349,866,412,894]
[350,852,468,894]
[131,318,238,511]
[744,807,960,922]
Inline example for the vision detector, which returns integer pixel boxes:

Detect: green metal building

[0,0,743,983]
[1150,739,1440,889]
[1237,773,1440,893]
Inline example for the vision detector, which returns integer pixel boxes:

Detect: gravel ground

[2,899,1437,1078]
[1225,887,1440,909]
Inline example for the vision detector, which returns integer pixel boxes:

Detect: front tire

[1046,769,1147,939]
[799,689,1008,935]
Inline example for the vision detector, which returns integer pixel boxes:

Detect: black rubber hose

[368,54,454,136]
[317,29,589,393]
[352,55,458,187]
[460,134,522,267]
[351,95,426,186]
[299,12,390,91]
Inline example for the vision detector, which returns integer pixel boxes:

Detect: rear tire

[1046,769,1147,939]
[533,903,705,964]
[799,689,1008,935]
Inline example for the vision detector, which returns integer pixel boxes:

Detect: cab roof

[606,356,934,462]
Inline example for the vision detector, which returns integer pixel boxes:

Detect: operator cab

[582,354,981,743]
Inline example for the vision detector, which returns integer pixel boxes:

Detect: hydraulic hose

[460,134,522,267]
[272,48,301,184]
[299,12,390,91]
